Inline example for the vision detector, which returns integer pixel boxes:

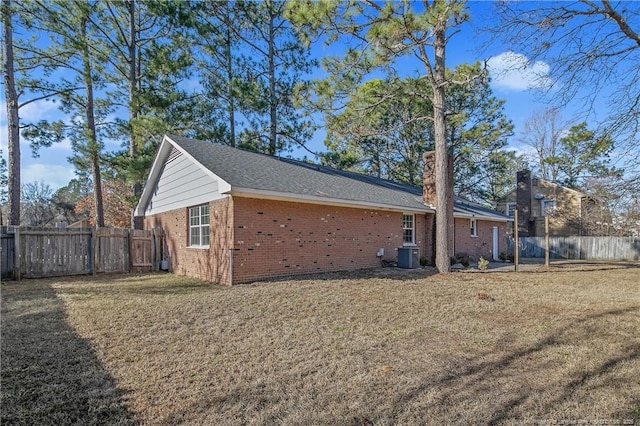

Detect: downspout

[452,216,456,257]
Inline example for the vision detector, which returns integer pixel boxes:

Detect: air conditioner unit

[397,247,420,269]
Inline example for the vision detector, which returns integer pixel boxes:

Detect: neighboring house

[135,135,511,285]
[496,170,601,237]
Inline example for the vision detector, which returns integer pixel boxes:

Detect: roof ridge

[160,134,509,220]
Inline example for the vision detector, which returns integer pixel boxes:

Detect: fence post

[545,216,550,268]
[127,229,132,273]
[13,226,21,281]
[514,210,519,272]
[92,228,98,276]
[229,248,233,286]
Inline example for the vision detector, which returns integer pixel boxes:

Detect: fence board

[131,229,153,271]
[507,236,640,261]
[96,228,130,273]
[21,228,92,278]
[1,227,16,279]
[1,227,164,280]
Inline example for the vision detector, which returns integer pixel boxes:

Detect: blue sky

[0,1,610,191]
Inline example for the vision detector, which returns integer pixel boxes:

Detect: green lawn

[2,263,639,425]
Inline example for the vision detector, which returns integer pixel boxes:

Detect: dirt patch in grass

[2,263,639,425]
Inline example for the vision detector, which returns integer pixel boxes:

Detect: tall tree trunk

[127,0,142,226]
[268,0,277,156]
[127,0,137,159]
[433,19,451,273]
[81,15,105,228]
[225,1,235,147]
[2,0,20,226]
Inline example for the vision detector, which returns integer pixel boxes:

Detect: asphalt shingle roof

[168,135,427,211]
[166,134,510,221]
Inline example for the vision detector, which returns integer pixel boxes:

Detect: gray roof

[161,134,510,220]
[168,134,428,211]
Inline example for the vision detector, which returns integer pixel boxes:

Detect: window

[189,204,210,247]
[541,199,557,216]
[506,202,516,218]
[402,214,415,244]
[470,218,478,237]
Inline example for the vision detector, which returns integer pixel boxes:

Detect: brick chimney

[423,151,455,256]
[422,151,437,208]
[516,169,533,237]
[422,151,453,208]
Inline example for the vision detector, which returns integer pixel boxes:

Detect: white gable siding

[145,150,225,215]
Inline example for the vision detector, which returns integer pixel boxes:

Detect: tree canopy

[490,0,639,161]
[3,0,638,239]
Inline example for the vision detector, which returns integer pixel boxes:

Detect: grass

[2,262,639,425]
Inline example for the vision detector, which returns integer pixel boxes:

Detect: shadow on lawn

[256,266,438,284]
[256,261,640,284]
[1,282,137,425]
[390,306,640,423]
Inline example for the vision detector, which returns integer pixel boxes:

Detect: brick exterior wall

[231,197,428,283]
[453,217,507,260]
[143,197,234,286]
[144,196,430,285]
[144,195,506,284]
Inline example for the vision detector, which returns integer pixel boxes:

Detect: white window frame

[506,202,516,218]
[541,199,557,216]
[470,218,478,237]
[402,214,415,245]
[189,204,210,247]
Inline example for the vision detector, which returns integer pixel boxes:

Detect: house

[134,135,511,285]
[496,170,601,237]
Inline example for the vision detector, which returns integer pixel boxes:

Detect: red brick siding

[231,197,428,283]
[143,197,234,285]
[144,196,445,284]
[453,218,507,260]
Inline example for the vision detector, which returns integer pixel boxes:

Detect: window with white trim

[402,214,415,245]
[189,204,210,247]
[541,199,557,216]
[506,202,516,218]
[470,218,478,237]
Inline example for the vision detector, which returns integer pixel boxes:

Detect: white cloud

[22,163,76,191]
[487,51,552,91]
[19,99,64,123]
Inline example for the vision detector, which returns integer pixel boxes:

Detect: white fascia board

[229,187,431,214]
[134,136,173,216]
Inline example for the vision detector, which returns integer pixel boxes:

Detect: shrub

[498,251,514,262]
[454,253,470,267]
[419,256,430,267]
[478,257,490,271]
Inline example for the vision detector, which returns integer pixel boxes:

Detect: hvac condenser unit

[397,247,420,269]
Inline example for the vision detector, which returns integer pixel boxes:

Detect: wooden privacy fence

[507,236,640,261]
[1,226,165,280]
